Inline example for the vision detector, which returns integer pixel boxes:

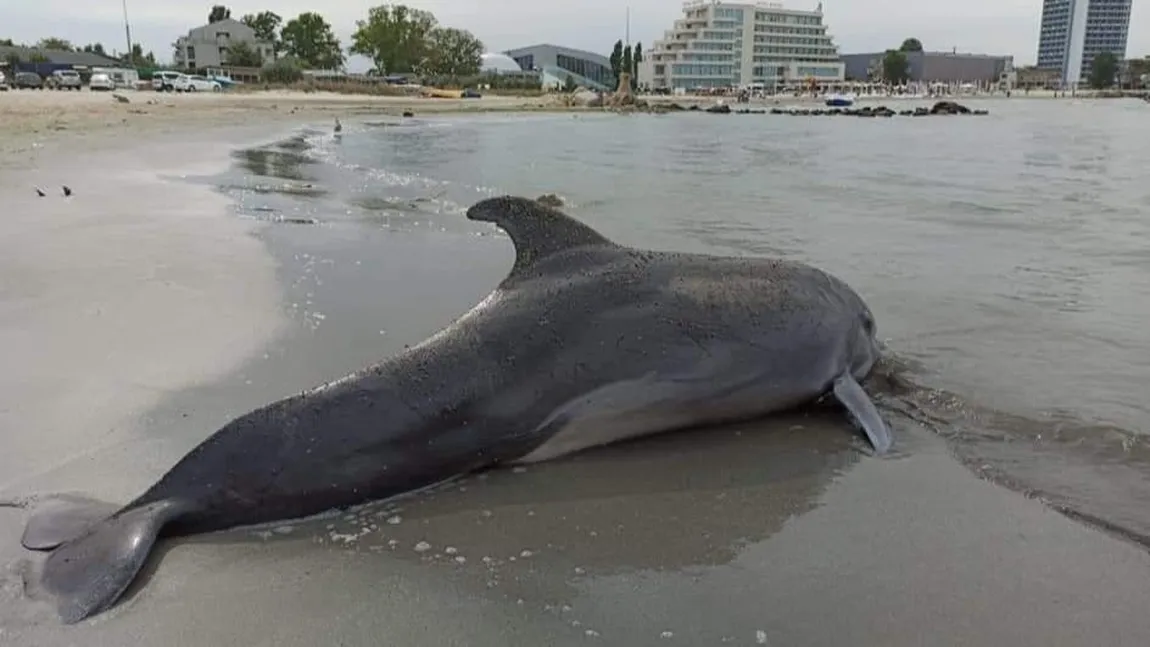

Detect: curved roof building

[502,44,615,91]
[480,52,524,74]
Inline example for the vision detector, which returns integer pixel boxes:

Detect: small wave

[869,350,1150,551]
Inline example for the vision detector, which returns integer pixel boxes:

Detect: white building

[647,0,844,90]
[480,52,524,74]
[173,18,275,70]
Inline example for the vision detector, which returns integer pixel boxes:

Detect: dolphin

[16,195,891,624]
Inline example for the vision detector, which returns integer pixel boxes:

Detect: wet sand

[2,108,1150,645]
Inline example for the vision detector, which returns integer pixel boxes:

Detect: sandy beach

[2,90,1150,646]
[0,89,555,168]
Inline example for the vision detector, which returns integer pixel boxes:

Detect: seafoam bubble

[414,541,432,552]
[756,629,769,644]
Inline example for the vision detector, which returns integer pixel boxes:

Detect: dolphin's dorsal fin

[466,196,616,276]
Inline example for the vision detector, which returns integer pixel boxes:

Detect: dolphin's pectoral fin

[831,372,893,454]
[40,498,194,624]
[465,196,618,278]
[21,494,123,551]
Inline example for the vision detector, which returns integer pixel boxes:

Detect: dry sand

[1,90,1150,646]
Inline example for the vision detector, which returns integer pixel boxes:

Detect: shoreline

[4,88,1141,166]
[0,91,559,170]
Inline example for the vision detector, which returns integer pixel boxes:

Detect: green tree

[225,40,263,67]
[241,11,283,54]
[120,44,156,66]
[609,40,623,79]
[281,12,344,70]
[1088,51,1118,89]
[349,4,438,75]
[209,5,232,23]
[621,44,632,84]
[563,73,577,92]
[36,37,73,51]
[881,49,910,84]
[0,38,15,46]
[899,38,923,52]
[420,27,483,77]
[81,43,107,56]
[1127,56,1150,88]
[632,41,643,89]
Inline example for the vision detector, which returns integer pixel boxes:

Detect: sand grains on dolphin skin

[14,195,892,624]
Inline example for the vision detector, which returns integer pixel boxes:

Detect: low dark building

[0,45,126,76]
[841,51,1013,84]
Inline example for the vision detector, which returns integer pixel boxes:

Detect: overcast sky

[3,0,1148,71]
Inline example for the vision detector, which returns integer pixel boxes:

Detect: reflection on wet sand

[226,411,859,611]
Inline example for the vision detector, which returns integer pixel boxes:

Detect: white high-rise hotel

[1036,0,1133,87]
[646,0,843,90]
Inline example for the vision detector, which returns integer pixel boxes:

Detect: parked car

[13,72,43,89]
[46,69,82,90]
[0,71,8,91]
[152,70,182,92]
[89,73,115,92]
[461,88,482,99]
[172,74,222,92]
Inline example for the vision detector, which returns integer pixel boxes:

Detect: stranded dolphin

[17,195,892,623]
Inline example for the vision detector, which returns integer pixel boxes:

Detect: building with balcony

[503,44,615,91]
[1036,0,1132,87]
[173,18,275,70]
[840,51,1014,84]
[646,0,844,90]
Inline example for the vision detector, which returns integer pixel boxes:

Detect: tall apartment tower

[1036,0,1133,87]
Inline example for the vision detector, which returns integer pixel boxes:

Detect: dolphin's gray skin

[18,195,891,624]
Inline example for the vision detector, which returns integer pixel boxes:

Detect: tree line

[608,40,643,88]
[210,3,485,78]
[2,4,486,79]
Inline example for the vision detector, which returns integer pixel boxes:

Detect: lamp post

[122,0,134,66]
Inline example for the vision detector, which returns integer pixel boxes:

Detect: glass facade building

[503,44,616,91]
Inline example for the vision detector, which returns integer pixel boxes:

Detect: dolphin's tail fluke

[21,494,123,550]
[28,497,192,623]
